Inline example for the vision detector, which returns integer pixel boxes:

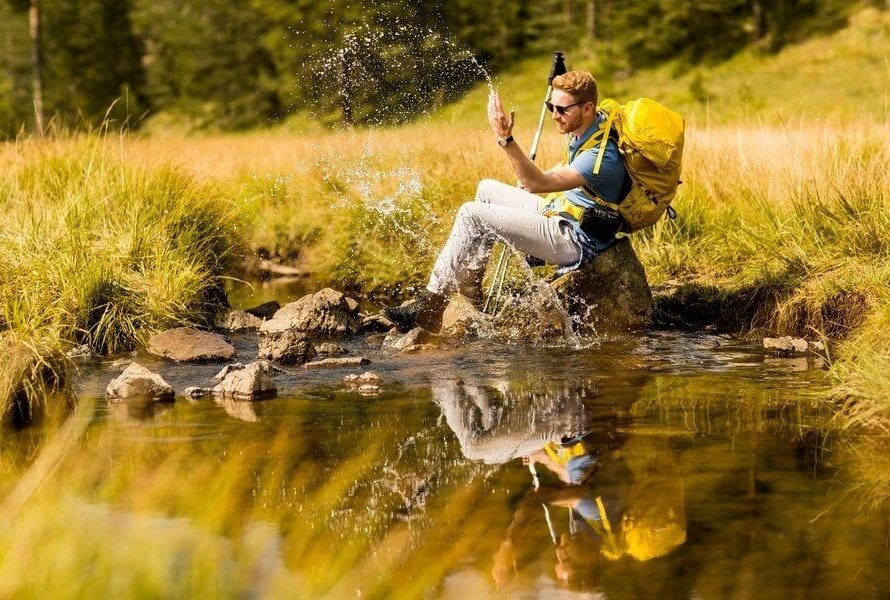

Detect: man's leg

[475,179,542,212]
[427,201,580,298]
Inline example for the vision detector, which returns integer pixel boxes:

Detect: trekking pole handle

[548,51,567,85]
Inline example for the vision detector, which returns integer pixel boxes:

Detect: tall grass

[0,138,242,415]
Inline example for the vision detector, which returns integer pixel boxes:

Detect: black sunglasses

[545,100,586,115]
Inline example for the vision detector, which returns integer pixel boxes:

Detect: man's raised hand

[487,90,515,139]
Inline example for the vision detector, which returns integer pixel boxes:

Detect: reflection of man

[493,434,687,591]
[431,380,587,464]
[384,70,631,333]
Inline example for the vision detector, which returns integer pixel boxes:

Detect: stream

[1,281,888,598]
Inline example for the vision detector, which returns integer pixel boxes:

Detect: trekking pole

[484,51,568,315]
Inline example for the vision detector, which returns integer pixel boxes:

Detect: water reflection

[4,362,890,597]
[434,380,688,591]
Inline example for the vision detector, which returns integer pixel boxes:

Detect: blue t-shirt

[553,112,630,273]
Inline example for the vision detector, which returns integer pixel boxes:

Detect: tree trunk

[29,0,44,136]
[563,0,572,25]
[750,0,765,41]
[586,0,596,40]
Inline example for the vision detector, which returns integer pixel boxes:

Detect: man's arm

[488,90,586,194]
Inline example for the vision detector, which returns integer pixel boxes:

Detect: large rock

[147,327,237,362]
[494,280,572,343]
[550,237,653,330]
[259,288,361,338]
[106,363,175,401]
[212,362,277,400]
[258,329,317,364]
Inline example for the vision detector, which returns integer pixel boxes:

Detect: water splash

[303,21,499,125]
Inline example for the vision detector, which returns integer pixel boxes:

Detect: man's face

[550,89,589,135]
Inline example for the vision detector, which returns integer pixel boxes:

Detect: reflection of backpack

[597,98,685,232]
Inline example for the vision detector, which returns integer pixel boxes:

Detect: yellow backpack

[599,97,685,231]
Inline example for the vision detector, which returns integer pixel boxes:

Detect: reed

[0,138,242,416]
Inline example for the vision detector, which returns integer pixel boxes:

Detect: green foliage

[0,0,872,135]
[0,139,242,413]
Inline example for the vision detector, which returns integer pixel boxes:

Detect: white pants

[427,179,582,296]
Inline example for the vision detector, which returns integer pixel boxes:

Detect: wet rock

[494,281,571,343]
[344,371,382,385]
[147,327,237,363]
[111,358,132,371]
[439,296,491,338]
[400,343,439,354]
[359,313,394,333]
[357,384,381,396]
[67,344,93,360]
[303,356,370,369]
[550,237,654,329]
[214,363,245,381]
[382,327,439,351]
[214,310,263,332]
[183,386,212,399]
[106,363,175,401]
[259,288,360,338]
[212,361,277,400]
[763,336,808,355]
[245,300,281,320]
[316,342,348,356]
[258,330,316,364]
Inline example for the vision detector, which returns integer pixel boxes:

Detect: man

[384,70,630,333]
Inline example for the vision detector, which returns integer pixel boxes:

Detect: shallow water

[2,288,889,597]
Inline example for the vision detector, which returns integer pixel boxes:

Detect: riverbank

[0,139,242,415]
[1,121,888,432]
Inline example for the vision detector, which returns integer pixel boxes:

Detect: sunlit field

[1,117,888,431]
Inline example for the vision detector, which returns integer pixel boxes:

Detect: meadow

[1,5,889,433]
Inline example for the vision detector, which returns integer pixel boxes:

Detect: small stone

[212,362,276,400]
[357,384,381,396]
[258,330,316,365]
[147,327,237,362]
[343,371,382,386]
[303,357,370,369]
[67,344,93,360]
[763,336,808,355]
[316,342,348,356]
[383,327,437,351]
[810,341,825,352]
[359,314,393,333]
[107,363,175,401]
[183,386,212,399]
[345,297,359,313]
[357,371,382,384]
[214,310,263,332]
